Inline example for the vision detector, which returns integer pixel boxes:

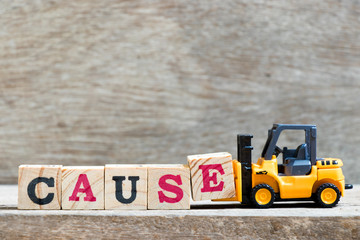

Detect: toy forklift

[222,124,352,208]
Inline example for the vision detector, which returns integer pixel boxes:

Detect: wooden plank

[147,164,190,210]
[105,164,147,209]
[61,166,104,210]
[188,152,235,201]
[2,185,360,239]
[1,214,360,240]
[18,165,62,209]
[3,185,360,239]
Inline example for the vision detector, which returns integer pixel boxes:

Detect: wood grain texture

[18,165,62,209]
[188,152,235,201]
[0,1,360,184]
[105,164,147,209]
[148,164,190,209]
[62,166,104,209]
[2,215,360,240]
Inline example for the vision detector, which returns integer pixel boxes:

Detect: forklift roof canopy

[261,124,317,165]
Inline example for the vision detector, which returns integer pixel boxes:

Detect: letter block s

[147,164,190,210]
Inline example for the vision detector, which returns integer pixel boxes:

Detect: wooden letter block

[187,152,235,201]
[105,164,147,209]
[62,166,104,209]
[18,165,62,209]
[147,164,190,210]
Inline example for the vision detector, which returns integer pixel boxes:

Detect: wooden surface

[1,185,360,239]
[0,0,360,185]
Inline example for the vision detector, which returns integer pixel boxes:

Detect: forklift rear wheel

[315,183,340,208]
[251,184,275,208]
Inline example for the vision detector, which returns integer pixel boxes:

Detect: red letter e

[199,164,225,193]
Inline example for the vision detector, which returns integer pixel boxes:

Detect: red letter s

[158,174,183,203]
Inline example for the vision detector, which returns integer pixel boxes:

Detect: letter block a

[18,165,62,209]
[105,164,147,210]
[147,164,190,210]
[62,166,104,210]
[187,152,236,201]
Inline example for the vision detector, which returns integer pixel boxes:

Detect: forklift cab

[261,124,317,176]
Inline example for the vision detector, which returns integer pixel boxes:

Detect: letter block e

[187,152,236,201]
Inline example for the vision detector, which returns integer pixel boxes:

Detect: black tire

[251,184,275,208]
[316,183,340,208]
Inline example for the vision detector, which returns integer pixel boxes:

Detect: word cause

[18,152,235,210]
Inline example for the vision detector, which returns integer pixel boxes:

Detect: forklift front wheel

[251,184,275,208]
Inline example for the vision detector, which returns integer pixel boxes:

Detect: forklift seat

[287,144,308,161]
[283,144,311,176]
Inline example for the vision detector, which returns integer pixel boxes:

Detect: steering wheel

[273,146,283,157]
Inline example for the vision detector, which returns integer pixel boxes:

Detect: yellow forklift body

[217,156,345,203]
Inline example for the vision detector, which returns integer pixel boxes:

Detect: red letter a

[69,174,96,202]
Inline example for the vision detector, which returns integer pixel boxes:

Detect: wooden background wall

[0,0,359,184]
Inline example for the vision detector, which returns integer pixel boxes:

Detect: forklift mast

[237,134,253,204]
